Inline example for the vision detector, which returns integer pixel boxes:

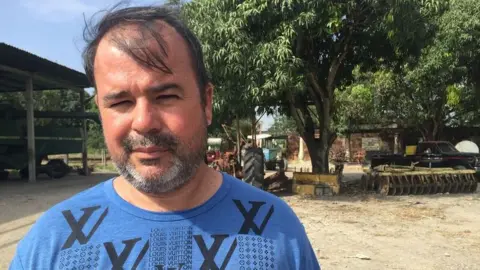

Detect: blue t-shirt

[9,173,321,269]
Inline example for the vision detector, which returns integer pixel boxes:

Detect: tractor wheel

[19,167,30,179]
[46,159,71,179]
[242,148,265,189]
[0,170,9,180]
[265,161,276,171]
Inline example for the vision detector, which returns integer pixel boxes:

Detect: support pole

[80,90,89,176]
[298,136,304,161]
[394,132,400,154]
[25,76,36,183]
[346,133,351,162]
[236,115,241,163]
[251,113,257,148]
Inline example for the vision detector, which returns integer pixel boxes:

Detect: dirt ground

[1,172,479,270]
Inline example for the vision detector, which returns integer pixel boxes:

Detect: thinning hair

[82,2,209,104]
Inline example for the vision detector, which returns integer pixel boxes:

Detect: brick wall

[287,132,396,163]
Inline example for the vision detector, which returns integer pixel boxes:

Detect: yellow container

[405,145,417,155]
[292,172,340,195]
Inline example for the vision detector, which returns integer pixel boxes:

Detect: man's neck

[113,164,223,212]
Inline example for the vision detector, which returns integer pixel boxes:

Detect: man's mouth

[132,146,169,159]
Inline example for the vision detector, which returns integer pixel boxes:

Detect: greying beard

[110,126,207,194]
[113,152,200,194]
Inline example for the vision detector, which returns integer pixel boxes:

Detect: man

[9,5,320,270]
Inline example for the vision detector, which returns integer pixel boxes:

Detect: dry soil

[1,172,479,270]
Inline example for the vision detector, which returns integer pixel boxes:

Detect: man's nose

[131,100,160,134]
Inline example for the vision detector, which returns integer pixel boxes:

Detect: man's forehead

[106,20,178,45]
[93,20,196,97]
[95,21,187,69]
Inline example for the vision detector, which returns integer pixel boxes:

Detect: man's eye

[110,101,131,107]
[157,95,179,100]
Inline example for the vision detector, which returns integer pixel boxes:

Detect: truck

[370,141,480,170]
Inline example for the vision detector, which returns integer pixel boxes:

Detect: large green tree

[337,0,480,140]
[183,0,435,173]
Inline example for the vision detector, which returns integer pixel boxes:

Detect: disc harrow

[362,165,478,196]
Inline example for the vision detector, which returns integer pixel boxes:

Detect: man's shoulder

[24,179,111,236]
[224,173,299,220]
[43,179,110,217]
[10,179,113,268]
[222,174,320,269]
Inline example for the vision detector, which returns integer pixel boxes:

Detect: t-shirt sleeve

[279,202,321,270]
[7,212,55,270]
[8,227,34,270]
[299,230,321,270]
[8,251,25,270]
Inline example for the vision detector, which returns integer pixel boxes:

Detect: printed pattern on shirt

[104,237,150,269]
[149,226,193,269]
[193,234,238,270]
[55,199,278,269]
[58,244,102,269]
[61,205,109,250]
[233,200,275,235]
[237,235,276,270]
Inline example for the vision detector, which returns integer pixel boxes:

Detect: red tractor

[206,150,243,179]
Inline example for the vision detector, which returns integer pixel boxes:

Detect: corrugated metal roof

[0,42,91,92]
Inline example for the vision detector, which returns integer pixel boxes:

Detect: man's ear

[204,83,214,126]
[94,92,99,107]
[94,94,102,123]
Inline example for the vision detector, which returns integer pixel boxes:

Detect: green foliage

[267,115,298,135]
[86,97,105,150]
[209,117,260,144]
[183,0,277,120]
[183,0,437,172]
[337,0,480,140]
[0,89,86,126]
[446,85,461,107]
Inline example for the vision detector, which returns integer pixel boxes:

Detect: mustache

[121,132,178,153]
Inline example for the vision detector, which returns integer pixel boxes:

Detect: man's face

[94,22,213,194]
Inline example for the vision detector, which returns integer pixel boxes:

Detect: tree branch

[254,111,266,126]
[307,105,320,123]
[306,72,326,104]
[306,84,323,121]
[432,118,439,140]
[286,91,305,134]
[327,26,352,95]
[295,28,305,59]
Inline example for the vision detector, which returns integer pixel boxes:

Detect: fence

[50,149,110,166]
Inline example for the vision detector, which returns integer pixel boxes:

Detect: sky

[0,0,274,130]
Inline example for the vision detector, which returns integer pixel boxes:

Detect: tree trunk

[302,136,332,173]
[287,94,335,173]
[301,124,332,174]
[420,119,444,141]
[287,73,339,174]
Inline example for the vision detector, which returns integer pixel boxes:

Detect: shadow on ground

[0,173,117,226]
